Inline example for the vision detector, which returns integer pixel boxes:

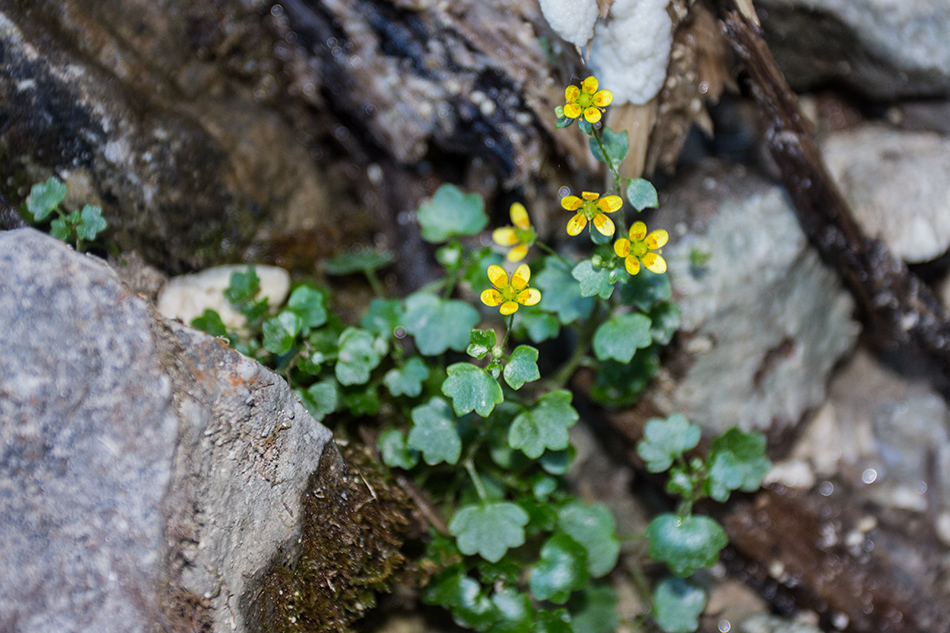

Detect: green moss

[254,442,414,633]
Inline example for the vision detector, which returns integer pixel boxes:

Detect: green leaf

[536,610,572,633]
[262,311,302,355]
[436,241,464,272]
[557,502,620,577]
[509,390,578,459]
[361,298,405,336]
[449,501,529,563]
[490,589,534,633]
[49,214,72,241]
[296,380,339,423]
[27,176,66,221]
[462,247,506,294]
[417,183,488,243]
[323,247,394,274]
[589,127,629,173]
[467,329,497,360]
[287,285,328,330]
[477,558,522,586]
[539,446,575,475]
[190,309,230,339]
[378,428,419,469]
[593,313,652,363]
[503,345,540,390]
[626,178,659,211]
[530,533,589,604]
[224,266,261,305]
[340,382,379,416]
[650,302,681,345]
[570,585,619,633]
[653,577,707,633]
[665,467,695,499]
[408,397,462,465]
[590,350,660,407]
[637,414,702,473]
[619,270,671,309]
[442,363,503,417]
[404,293,480,356]
[572,260,614,299]
[705,428,772,502]
[76,205,107,241]
[512,308,560,343]
[423,569,500,631]
[578,118,594,135]
[647,514,728,577]
[384,356,429,397]
[335,327,386,385]
[535,258,594,325]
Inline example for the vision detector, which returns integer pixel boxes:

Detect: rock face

[821,123,950,264]
[659,163,859,435]
[757,0,950,99]
[0,229,341,632]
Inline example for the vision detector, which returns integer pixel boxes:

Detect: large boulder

[0,229,406,632]
[757,0,950,99]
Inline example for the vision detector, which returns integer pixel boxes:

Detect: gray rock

[739,614,823,633]
[757,0,950,99]
[658,163,859,434]
[0,229,335,632]
[821,123,950,264]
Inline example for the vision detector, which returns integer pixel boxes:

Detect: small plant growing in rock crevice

[21,175,108,252]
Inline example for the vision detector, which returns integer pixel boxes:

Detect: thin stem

[592,127,622,185]
[363,268,386,299]
[548,301,603,389]
[536,240,572,268]
[500,313,515,352]
[464,458,488,502]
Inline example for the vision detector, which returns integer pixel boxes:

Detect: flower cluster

[492,203,536,262]
[561,191,622,237]
[614,222,668,275]
[562,77,613,124]
[481,264,541,315]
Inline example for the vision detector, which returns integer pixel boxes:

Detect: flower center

[515,227,535,244]
[632,241,649,258]
[577,92,595,109]
[501,286,520,302]
[581,200,600,219]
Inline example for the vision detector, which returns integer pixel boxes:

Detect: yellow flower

[561,191,622,237]
[614,221,669,275]
[563,76,614,124]
[480,264,541,315]
[492,202,536,262]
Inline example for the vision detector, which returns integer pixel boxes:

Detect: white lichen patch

[538,0,600,47]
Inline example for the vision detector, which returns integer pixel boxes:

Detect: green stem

[536,240,572,268]
[363,268,386,299]
[548,301,603,389]
[500,313,515,353]
[592,127,622,185]
[464,458,488,502]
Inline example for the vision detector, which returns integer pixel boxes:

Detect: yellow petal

[481,288,503,306]
[629,221,647,241]
[597,195,623,213]
[517,288,541,306]
[625,256,641,275]
[561,195,583,211]
[643,253,667,274]
[487,264,508,289]
[507,244,528,262]
[593,89,613,107]
[563,103,581,118]
[614,238,631,258]
[645,229,669,249]
[581,191,599,201]
[582,76,599,94]
[510,202,530,230]
[584,107,602,123]
[593,213,615,236]
[511,264,531,290]
[566,213,587,236]
[492,227,518,246]
[565,85,580,102]
[500,301,519,315]
[514,263,531,285]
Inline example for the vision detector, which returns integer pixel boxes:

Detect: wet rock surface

[0,229,342,632]
[656,162,859,435]
[757,0,950,99]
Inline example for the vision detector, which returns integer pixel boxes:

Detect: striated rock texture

[756,0,950,99]
[657,162,859,435]
[0,229,408,633]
